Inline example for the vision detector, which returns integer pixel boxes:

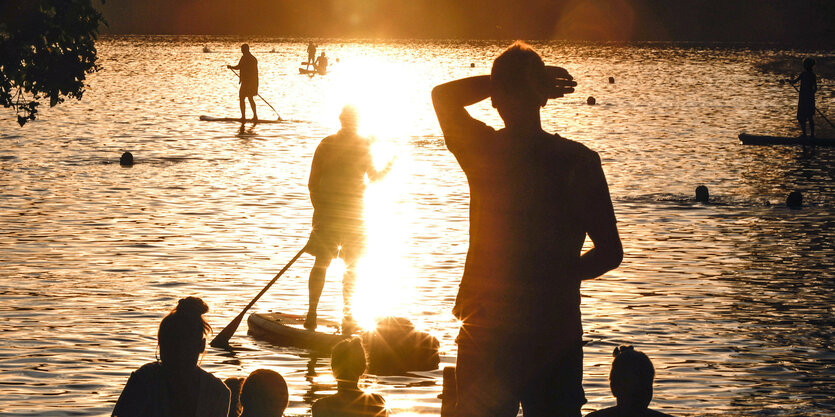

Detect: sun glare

[314,49,424,330]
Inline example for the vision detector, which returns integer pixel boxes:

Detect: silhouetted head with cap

[157,297,211,371]
[331,337,366,384]
[610,345,655,410]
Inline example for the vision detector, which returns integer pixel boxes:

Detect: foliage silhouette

[1,0,105,126]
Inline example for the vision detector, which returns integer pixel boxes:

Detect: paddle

[227,67,282,121]
[785,81,835,129]
[210,246,306,348]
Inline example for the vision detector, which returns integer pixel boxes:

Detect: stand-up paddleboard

[739,133,835,146]
[299,67,326,76]
[199,115,282,123]
[248,311,348,352]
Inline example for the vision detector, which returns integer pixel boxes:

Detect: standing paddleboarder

[303,106,392,334]
[227,44,259,121]
[307,42,317,69]
[788,58,817,138]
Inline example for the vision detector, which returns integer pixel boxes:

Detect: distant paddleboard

[199,116,281,123]
[739,133,835,146]
[299,67,326,75]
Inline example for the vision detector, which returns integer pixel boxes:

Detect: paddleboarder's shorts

[454,325,586,417]
[797,95,814,121]
[239,82,259,98]
[304,221,366,261]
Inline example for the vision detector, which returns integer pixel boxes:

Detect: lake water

[1,36,834,416]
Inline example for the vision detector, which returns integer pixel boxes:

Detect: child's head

[609,345,655,409]
[239,369,289,417]
[331,337,366,383]
[803,58,816,71]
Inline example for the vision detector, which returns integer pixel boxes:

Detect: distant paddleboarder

[788,58,817,137]
[227,44,259,121]
[303,106,393,334]
[307,42,317,69]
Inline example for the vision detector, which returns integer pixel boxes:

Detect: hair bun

[176,296,209,316]
[613,345,634,357]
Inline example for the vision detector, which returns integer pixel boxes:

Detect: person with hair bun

[113,297,230,417]
[586,345,673,417]
[312,337,388,417]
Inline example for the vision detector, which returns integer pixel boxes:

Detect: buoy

[608,76,615,84]
[695,185,709,203]
[470,63,475,68]
[786,191,802,209]
[587,96,596,105]
[120,151,134,166]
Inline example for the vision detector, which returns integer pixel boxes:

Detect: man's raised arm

[431,76,491,149]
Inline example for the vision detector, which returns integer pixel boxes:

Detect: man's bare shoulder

[551,134,601,163]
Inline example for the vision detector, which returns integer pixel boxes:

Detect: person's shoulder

[134,361,163,376]
[364,392,386,405]
[646,408,675,417]
[312,394,338,414]
[551,134,600,162]
[584,406,618,417]
[197,367,231,395]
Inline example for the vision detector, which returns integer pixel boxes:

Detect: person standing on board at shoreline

[432,41,623,417]
[227,44,258,121]
[787,58,817,138]
[303,105,393,334]
[307,42,317,69]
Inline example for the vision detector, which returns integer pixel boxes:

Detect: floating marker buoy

[120,151,134,166]
[470,63,475,68]
[695,185,709,203]
[587,96,596,105]
[786,191,803,209]
[608,76,615,84]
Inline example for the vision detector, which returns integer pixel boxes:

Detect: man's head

[331,337,366,382]
[490,41,550,126]
[803,58,815,71]
[241,44,250,54]
[339,105,359,132]
[610,345,655,409]
[239,369,289,417]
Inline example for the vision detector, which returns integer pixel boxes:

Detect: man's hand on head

[545,66,577,99]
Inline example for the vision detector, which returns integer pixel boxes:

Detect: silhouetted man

[789,58,817,137]
[432,41,623,417]
[307,42,317,68]
[227,44,258,121]
[304,106,392,334]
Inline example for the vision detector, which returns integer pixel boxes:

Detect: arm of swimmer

[574,162,623,281]
[431,75,491,149]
